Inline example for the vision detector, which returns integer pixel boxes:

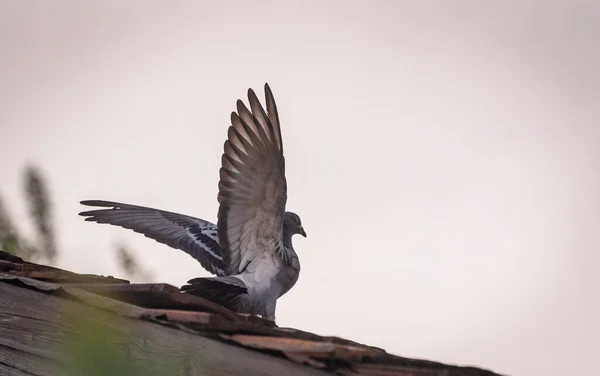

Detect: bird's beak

[298,226,307,238]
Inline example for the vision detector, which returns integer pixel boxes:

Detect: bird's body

[181,213,302,320]
[80,84,305,322]
[191,247,300,319]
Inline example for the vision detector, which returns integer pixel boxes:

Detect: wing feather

[79,200,226,276]
[217,83,287,275]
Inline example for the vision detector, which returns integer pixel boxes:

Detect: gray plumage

[79,83,305,321]
[79,200,226,275]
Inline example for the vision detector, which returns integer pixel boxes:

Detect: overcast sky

[1,1,599,375]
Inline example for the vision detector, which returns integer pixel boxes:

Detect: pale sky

[1,1,599,375]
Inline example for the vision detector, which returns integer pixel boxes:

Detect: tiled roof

[0,250,504,376]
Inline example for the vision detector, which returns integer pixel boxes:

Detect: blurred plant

[0,185,41,260]
[0,164,154,281]
[23,165,57,264]
[62,303,183,375]
[0,196,18,254]
[116,244,154,282]
[0,196,36,257]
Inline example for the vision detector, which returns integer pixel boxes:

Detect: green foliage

[62,305,184,376]
[0,197,18,254]
[23,165,57,264]
[116,244,154,282]
[0,194,39,258]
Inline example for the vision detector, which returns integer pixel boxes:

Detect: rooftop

[0,249,505,376]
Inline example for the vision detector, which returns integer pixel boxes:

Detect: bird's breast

[238,252,299,298]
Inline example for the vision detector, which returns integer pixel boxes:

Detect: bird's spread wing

[79,200,226,275]
[217,83,287,275]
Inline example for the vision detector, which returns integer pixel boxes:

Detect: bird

[79,83,306,322]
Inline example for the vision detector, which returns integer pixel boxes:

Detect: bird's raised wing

[217,83,287,275]
[79,200,226,275]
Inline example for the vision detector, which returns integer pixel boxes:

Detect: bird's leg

[264,300,277,322]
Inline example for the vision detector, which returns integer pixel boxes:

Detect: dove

[80,84,305,321]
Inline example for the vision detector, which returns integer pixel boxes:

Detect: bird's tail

[181,276,248,311]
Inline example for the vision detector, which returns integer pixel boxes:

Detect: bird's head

[283,211,306,238]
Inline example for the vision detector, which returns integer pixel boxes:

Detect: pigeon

[79,83,306,321]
